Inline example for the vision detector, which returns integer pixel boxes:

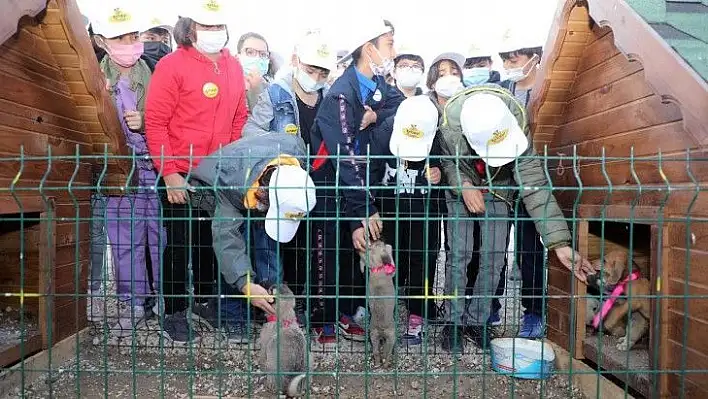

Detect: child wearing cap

[308,17,405,344]
[426,52,466,109]
[89,1,165,336]
[373,95,445,345]
[436,86,593,353]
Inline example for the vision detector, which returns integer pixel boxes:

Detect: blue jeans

[221,223,282,324]
[89,194,109,292]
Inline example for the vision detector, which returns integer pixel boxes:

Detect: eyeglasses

[242,47,270,59]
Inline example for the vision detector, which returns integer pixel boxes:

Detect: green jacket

[99,56,152,114]
[438,85,571,249]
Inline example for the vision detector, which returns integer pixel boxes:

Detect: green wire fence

[0,148,706,398]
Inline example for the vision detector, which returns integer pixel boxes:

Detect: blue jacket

[309,65,404,230]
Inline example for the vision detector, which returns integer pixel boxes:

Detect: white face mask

[395,67,423,89]
[195,30,227,54]
[434,75,464,98]
[369,47,395,77]
[295,67,325,93]
[503,54,540,83]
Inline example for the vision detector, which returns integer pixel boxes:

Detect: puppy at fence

[359,240,396,367]
[257,283,307,397]
[586,250,651,351]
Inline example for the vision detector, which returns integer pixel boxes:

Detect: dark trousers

[378,196,440,319]
[160,196,217,315]
[308,186,364,326]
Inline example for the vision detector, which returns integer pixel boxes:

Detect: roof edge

[0,0,49,45]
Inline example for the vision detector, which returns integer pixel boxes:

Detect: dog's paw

[616,335,630,351]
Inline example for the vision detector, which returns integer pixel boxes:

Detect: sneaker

[487,311,502,326]
[518,313,545,339]
[111,302,145,338]
[191,300,221,331]
[352,306,368,326]
[401,314,423,345]
[225,323,251,344]
[160,311,201,343]
[314,325,337,345]
[87,289,106,323]
[338,314,366,342]
[441,325,465,354]
[464,325,494,350]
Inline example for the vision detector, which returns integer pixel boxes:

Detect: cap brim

[264,208,300,243]
[339,26,393,63]
[389,134,435,162]
[472,125,529,167]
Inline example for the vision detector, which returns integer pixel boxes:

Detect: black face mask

[142,41,172,61]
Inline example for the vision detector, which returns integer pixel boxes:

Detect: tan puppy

[588,250,651,350]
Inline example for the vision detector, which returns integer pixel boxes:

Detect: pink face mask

[106,42,144,67]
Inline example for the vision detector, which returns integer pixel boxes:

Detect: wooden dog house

[0,0,131,367]
[530,0,708,397]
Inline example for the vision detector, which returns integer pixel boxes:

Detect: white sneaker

[111,302,145,338]
[87,290,106,323]
[151,296,165,318]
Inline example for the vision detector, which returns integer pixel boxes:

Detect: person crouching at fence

[242,30,336,303]
[145,0,249,343]
[437,85,594,353]
[90,3,165,337]
[188,133,317,339]
[371,96,445,345]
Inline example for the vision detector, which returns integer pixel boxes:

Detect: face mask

[434,75,464,98]
[143,41,171,61]
[503,54,540,82]
[368,47,394,77]
[195,30,227,54]
[106,42,144,67]
[241,56,270,77]
[295,67,325,93]
[463,67,491,87]
[395,67,423,89]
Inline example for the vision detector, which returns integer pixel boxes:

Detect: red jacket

[145,46,247,176]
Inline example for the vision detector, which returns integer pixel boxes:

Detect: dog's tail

[286,373,306,397]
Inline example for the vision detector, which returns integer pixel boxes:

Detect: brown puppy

[589,250,651,350]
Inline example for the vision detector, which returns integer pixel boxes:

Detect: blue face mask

[463,67,491,87]
[241,56,269,76]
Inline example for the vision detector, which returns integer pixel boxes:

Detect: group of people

[86,0,594,354]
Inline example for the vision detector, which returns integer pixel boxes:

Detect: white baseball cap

[178,0,229,26]
[389,96,439,162]
[296,31,337,71]
[340,17,393,62]
[460,94,529,167]
[90,1,146,39]
[144,7,178,32]
[466,42,494,59]
[498,29,543,54]
[265,166,317,243]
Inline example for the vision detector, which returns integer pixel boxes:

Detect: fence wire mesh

[0,148,706,398]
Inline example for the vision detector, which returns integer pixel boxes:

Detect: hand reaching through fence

[352,213,384,251]
[461,182,486,213]
[163,173,195,204]
[553,246,594,283]
[243,283,276,315]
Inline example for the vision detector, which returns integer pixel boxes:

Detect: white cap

[460,94,529,167]
[90,1,146,38]
[498,29,543,54]
[340,17,393,62]
[178,0,229,26]
[296,31,337,71]
[389,96,439,162]
[466,42,494,59]
[145,7,178,31]
[265,166,317,243]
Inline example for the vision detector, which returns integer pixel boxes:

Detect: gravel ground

[4,227,584,398]
[0,306,38,354]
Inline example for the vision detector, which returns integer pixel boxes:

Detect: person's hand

[426,166,442,184]
[163,173,193,204]
[360,106,377,130]
[242,283,276,315]
[245,69,263,92]
[352,213,383,251]
[124,110,143,131]
[461,182,485,213]
[554,246,594,283]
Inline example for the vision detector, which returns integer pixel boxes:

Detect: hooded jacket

[145,46,248,177]
[190,133,307,290]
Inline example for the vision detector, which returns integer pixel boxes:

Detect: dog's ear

[385,244,393,258]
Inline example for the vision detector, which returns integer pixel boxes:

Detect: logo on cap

[204,0,220,12]
[284,211,305,220]
[317,45,330,58]
[487,129,509,146]
[151,17,161,25]
[402,125,423,139]
[109,8,131,23]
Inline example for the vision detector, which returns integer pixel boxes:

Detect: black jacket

[310,65,404,230]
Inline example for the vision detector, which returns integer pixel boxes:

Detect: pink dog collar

[372,263,396,276]
[266,314,297,328]
[592,270,640,329]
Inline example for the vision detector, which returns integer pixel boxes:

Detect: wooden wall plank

[577,31,621,73]
[569,53,643,100]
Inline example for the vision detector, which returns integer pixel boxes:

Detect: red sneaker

[314,325,337,345]
[338,315,366,342]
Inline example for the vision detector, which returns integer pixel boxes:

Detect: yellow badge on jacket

[203,82,219,98]
[284,124,299,135]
